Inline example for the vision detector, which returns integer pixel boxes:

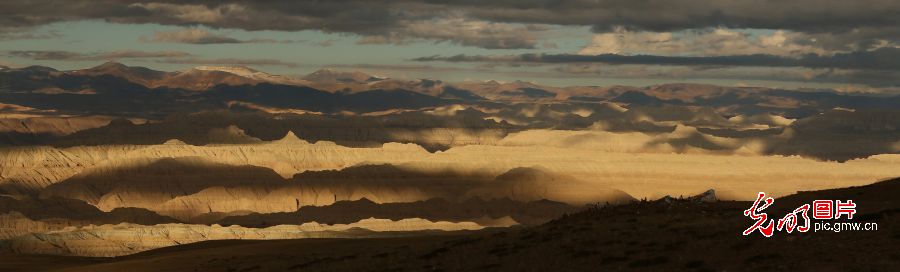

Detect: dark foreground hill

[1,177,898,271]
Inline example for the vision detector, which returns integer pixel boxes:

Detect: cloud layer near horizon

[140,28,305,44]
[0,1,897,51]
[413,47,900,71]
[0,1,896,89]
[5,50,298,68]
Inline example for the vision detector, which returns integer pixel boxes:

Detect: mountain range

[0,62,898,264]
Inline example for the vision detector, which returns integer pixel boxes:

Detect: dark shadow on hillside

[218,197,577,227]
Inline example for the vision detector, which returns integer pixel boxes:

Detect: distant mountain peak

[303,68,380,83]
[162,139,188,145]
[91,61,129,71]
[512,80,540,86]
[273,131,310,145]
[186,66,307,87]
[18,65,59,72]
[81,61,161,76]
[72,62,167,84]
[193,66,261,76]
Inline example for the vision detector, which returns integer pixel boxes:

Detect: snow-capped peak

[189,65,308,86]
[192,66,262,77]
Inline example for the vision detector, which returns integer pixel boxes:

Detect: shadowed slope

[218,197,577,227]
[11,177,897,271]
[33,159,632,221]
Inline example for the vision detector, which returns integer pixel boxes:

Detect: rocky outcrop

[0,135,430,195]
[693,189,718,203]
[0,212,65,239]
[39,157,286,206]
[467,167,636,205]
[3,130,900,205]
[35,160,621,221]
[0,116,113,136]
[0,195,179,225]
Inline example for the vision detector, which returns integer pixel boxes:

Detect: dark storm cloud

[437,0,900,32]
[412,47,900,71]
[0,0,541,49]
[0,1,897,50]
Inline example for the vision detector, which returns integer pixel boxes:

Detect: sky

[0,1,898,92]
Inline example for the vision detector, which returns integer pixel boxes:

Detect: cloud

[4,1,895,32]
[315,39,335,47]
[155,57,297,68]
[0,30,60,41]
[356,17,542,49]
[143,28,241,44]
[7,50,192,61]
[578,28,829,57]
[784,27,900,52]
[412,47,900,71]
[141,28,304,44]
[451,0,900,51]
[0,1,896,51]
[6,49,297,68]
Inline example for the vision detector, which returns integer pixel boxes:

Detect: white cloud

[578,28,828,56]
[358,17,543,49]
